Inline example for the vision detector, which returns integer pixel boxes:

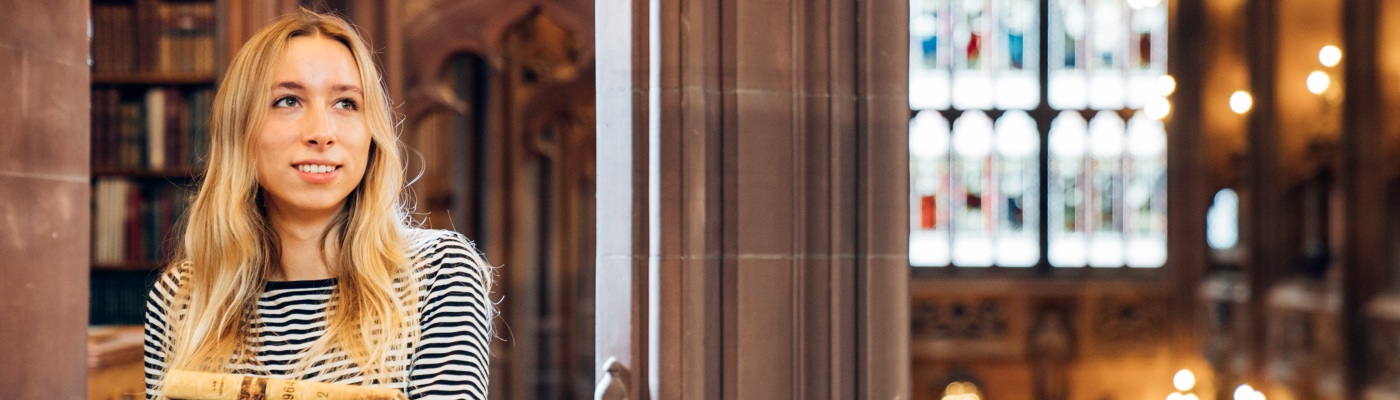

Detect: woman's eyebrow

[272,81,305,91]
[270,82,360,94]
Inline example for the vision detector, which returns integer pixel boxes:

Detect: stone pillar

[0,0,92,397]
[1243,0,1282,382]
[1167,0,1211,363]
[1340,0,1385,396]
[595,0,910,397]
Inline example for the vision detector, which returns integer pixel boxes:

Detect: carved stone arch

[399,1,592,125]
[402,0,523,64]
[401,1,592,94]
[401,85,469,130]
[520,71,596,153]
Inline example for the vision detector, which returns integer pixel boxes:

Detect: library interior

[2,0,1400,398]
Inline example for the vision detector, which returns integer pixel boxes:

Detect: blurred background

[2,0,1399,398]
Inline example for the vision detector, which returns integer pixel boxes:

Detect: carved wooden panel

[1086,295,1169,356]
[910,281,1178,400]
[910,288,1028,360]
[912,297,1012,342]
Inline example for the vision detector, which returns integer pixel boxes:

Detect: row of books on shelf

[92,87,212,169]
[90,271,158,325]
[92,0,217,75]
[92,178,195,266]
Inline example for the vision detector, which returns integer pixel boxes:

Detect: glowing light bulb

[1234,384,1255,400]
[1156,75,1177,96]
[1307,71,1330,95]
[1173,369,1196,392]
[1167,393,1185,400]
[946,382,963,394]
[1230,91,1253,114]
[1319,45,1342,67]
[1145,96,1171,120]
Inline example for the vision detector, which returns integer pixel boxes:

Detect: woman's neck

[265,202,342,281]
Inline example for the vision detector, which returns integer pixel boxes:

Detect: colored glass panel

[951,111,995,266]
[1049,111,1087,267]
[911,111,952,266]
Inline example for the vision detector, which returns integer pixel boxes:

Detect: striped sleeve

[406,231,493,399]
[143,265,187,400]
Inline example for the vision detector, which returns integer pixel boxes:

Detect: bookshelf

[89,0,220,326]
[92,73,218,85]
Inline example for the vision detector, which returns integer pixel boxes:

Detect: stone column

[1243,0,1282,381]
[595,0,911,397]
[1340,0,1386,396]
[0,0,92,397]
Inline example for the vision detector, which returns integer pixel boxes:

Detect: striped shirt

[143,229,492,399]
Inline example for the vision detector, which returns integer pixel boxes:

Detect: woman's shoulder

[159,261,193,287]
[149,261,192,304]
[403,228,473,253]
[403,228,489,275]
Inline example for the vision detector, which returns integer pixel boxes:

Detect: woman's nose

[301,106,337,147]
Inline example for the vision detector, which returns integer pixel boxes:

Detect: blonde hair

[161,9,419,388]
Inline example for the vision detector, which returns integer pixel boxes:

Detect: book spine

[145,88,166,168]
[135,0,159,72]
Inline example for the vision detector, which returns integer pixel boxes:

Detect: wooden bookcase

[87,2,227,397]
[89,0,219,326]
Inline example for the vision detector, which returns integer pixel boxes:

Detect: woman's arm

[406,231,492,399]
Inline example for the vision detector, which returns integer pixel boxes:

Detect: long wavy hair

[160,9,419,389]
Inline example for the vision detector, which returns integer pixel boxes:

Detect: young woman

[143,10,492,399]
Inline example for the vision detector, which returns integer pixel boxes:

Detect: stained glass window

[994,111,1039,267]
[951,111,995,266]
[911,111,951,266]
[1048,111,1087,267]
[911,0,1170,269]
[1124,114,1167,267]
[913,0,1041,110]
[911,0,951,109]
[1086,111,1125,267]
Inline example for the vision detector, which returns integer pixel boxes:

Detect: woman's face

[255,35,370,219]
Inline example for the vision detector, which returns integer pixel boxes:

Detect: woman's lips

[292,164,340,184]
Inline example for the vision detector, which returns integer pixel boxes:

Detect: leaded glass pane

[911,0,952,110]
[1125,114,1167,267]
[1086,0,1126,110]
[1049,0,1087,109]
[994,111,1039,266]
[994,0,1039,110]
[1049,111,1087,267]
[952,0,994,109]
[911,111,952,266]
[951,111,995,266]
[1126,1,1168,108]
[1087,111,1125,267]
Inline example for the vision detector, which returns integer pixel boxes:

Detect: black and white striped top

[143,229,492,399]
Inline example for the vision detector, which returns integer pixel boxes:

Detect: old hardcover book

[165,370,408,400]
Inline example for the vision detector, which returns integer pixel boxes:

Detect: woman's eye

[273,96,300,108]
[334,99,359,111]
